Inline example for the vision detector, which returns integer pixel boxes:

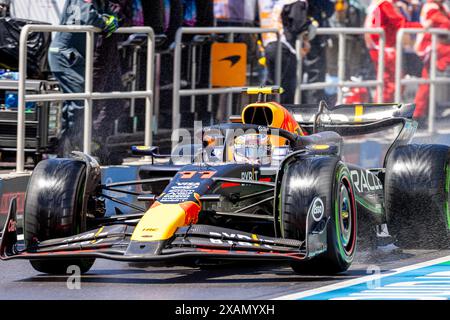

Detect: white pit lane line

[273,255,450,300]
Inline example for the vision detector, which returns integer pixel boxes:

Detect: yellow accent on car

[131,204,187,242]
[90,226,105,244]
[243,86,284,95]
[311,144,330,150]
[136,146,150,151]
[355,105,364,122]
[252,234,260,247]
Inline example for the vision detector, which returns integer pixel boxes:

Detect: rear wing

[285,103,415,125]
[286,103,417,167]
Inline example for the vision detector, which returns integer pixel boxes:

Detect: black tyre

[280,156,357,274]
[385,144,450,249]
[24,159,95,274]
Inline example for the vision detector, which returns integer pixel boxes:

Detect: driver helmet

[234,133,272,165]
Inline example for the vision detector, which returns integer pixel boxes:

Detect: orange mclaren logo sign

[211,42,247,87]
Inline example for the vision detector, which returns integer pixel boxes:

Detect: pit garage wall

[10,0,66,25]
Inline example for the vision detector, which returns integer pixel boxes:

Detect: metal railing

[395,28,450,133]
[16,25,155,173]
[172,27,282,132]
[295,27,386,104]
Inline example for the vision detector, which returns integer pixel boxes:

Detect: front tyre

[281,157,357,274]
[24,159,95,274]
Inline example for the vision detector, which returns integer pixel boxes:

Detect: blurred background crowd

[0,0,448,164]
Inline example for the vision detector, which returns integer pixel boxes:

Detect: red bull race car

[1,87,449,275]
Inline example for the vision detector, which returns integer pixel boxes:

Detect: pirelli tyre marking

[310,197,325,222]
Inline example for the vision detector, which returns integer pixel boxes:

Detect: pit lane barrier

[172,27,283,133]
[295,27,386,105]
[16,25,155,173]
[395,28,450,134]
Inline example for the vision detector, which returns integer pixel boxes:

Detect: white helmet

[234,133,272,165]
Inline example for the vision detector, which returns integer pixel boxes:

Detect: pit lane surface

[0,246,449,300]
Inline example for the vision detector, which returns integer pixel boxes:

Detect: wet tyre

[385,144,450,249]
[24,159,95,274]
[280,156,357,274]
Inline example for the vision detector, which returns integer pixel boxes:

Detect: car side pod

[0,197,18,259]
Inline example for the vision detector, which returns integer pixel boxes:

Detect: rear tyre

[281,157,357,274]
[24,159,95,274]
[385,144,450,249]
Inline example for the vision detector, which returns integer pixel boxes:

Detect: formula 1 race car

[1,87,449,275]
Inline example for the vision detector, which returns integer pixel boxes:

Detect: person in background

[396,0,414,19]
[214,0,258,26]
[396,0,425,79]
[92,0,133,164]
[414,0,450,122]
[410,0,424,22]
[302,0,335,104]
[364,0,422,103]
[0,0,10,17]
[142,0,165,34]
[48,0,119,157]
[259,0,311,104]
[131,0,144,26]
[330,0,374,104]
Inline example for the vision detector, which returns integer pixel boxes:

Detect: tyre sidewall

[325,164,357,270]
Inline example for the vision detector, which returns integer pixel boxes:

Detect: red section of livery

[0,193,25,216]
[222,177,271,189]
[279,103,307,136]
[180,194,202,225]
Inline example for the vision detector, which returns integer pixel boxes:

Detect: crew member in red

[365,0,421,103]
[414,0,450,120]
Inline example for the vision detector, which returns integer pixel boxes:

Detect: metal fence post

[395,29,404,104]
[428,33,437,133]
[337,33,346,104]
[16,24,31,173]
[130,47,140,125]
[275,32,282,104]
[172,28,183,145]
[227,32,234,117]
[145,29,155,148]
[190,45,197,114]
[377,32,385,103]
[294,37,303,104]
[83,30,95,155]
